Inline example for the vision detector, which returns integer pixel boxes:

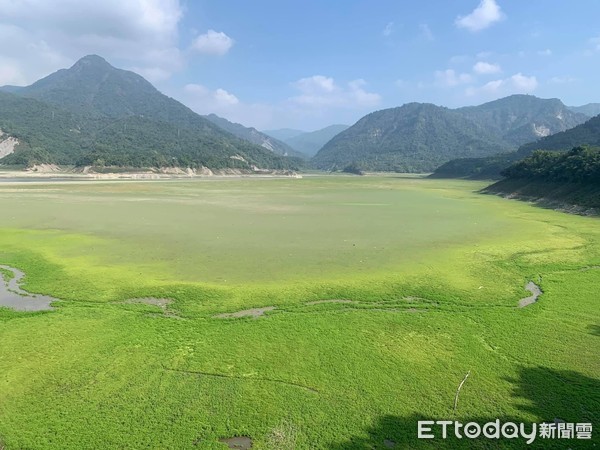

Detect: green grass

[0,175,598,449]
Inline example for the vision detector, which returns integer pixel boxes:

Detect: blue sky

[1,0,600,130]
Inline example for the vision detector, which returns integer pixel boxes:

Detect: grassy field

[0,175,598,449]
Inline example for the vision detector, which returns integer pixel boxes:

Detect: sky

[1,0,600,131]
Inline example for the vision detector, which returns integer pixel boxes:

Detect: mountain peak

[71,55,113,71]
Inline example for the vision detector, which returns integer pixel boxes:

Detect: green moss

[0,175,598,449]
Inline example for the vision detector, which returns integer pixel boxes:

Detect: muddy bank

[0,165,302,180]
[518,281,542,308]
[0,265,56,311]
[215,306,276,319]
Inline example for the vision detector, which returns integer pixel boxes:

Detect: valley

[0,175,598,448]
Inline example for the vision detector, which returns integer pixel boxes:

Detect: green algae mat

[0,175,598,449]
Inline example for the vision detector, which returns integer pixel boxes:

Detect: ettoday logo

[417,420,593,444]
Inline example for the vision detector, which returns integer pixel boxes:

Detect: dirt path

[518,281,542,308]
[0,265,56,311]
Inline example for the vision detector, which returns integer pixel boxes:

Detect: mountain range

[203,114,305,158]
[1,55,598,175]
[432,113,600,179]
[264,125,350,157]
[0,55,299,170]
[312,95,589,172]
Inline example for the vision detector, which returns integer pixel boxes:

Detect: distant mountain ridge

[283,125,349,157]
[204,114,305,158]
[312,95,589,172]
[568,103,600,117]
[262,128,306,141]
[0,55,298,170]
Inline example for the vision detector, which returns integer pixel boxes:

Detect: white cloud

[382,22,394,37]
[0,0,184,84]
[434,69,473,87]
[419,24,434,41]
[290,76,381,108]
[184,83,239,107]
[466,72,538,97]
[588,36,600,52]
[191,30,234,56]
[537,48,552,56]
[473,61,501,74]
[455,0,504,32]
[549,76,577,84]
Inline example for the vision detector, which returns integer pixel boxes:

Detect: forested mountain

[483,146,600,214]
[313,95,589,173]
[283,124,349,157]
[203,114,305,158]
[312,103,511,172]
[433,113,600,179]
[516,114,600,156]
[0,55,298,170]
[456,95,587,146]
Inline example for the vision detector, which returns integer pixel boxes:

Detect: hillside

[312,103,511,172]
[204,114,305,158]
[483,146,600,214]
[456,95,588,146]
[283,124,349,157]
[0,56,298,170]
[516,114,600,156]
[313,95,589,173]
[433,112,600,179]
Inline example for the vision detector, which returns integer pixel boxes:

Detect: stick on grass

[453,371,471,413]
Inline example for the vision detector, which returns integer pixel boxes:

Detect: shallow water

[0,265,56,311]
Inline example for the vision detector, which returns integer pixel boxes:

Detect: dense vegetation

[434,113,600,179]
[456,95,587,146]
[0,55,299,170]
[313,95,589,173]
[204,114,305,158]
[0,177,598,448]
[312,103,511,172]
[502,146,600,183]
[482,147,600,213]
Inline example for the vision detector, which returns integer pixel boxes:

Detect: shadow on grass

[588,324,600,337]
[330,366,599,449]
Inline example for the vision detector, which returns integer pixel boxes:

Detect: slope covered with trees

[484,146,600,213]
[313,95,589,173]
[312,103,510,172]
[0,55,298,170]
[434,114,600,179]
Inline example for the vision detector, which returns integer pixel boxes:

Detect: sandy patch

[218,436,252,449]
[518,281,542,308]
[305,299,355,305]
[214,306,276,319]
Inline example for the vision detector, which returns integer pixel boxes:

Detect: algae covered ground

[0,175,598,449]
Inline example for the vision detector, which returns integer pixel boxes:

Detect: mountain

[312,95,588,173]
[515,113,600,156]
[568,103,600,117]
[456,95,588,146]
[483,146,600,215]
[0,55,298,170]
[203,114,305,158]
[283,124,349,157]
[312,103,511,172]
[262,128,306,141]
[433,113,600,179]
